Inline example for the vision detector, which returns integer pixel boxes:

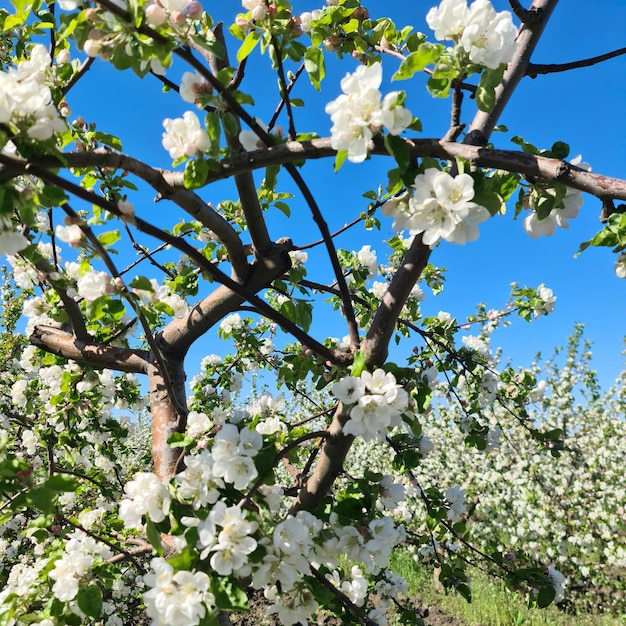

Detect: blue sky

[10,0,626,388]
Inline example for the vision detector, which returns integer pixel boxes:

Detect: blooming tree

[0,0,625,625]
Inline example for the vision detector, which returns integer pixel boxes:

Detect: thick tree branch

[527,47,626,77]
[467,0,559,144]
[29,325,150,373]
[361,235,432,366]
[31,148,249,278]
[202,23,273,259]
[43,140,626,201]
[159,241,292,358]
[0,154,345,366]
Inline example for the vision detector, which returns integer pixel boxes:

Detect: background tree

[0,0,625,624]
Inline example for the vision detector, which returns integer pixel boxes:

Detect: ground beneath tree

[228,589,477,626]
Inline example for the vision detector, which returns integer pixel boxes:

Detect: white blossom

[162,111,211,159]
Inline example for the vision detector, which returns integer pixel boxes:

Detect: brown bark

[29,326,150,374]
[148,359,188,482]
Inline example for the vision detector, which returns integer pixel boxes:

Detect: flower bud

[56,49,71,65]
[235,14,251,31]
[84,7,100,22]
[170,10,187,25]
[186,1,203,19]
[145,3,167,26]
[251,4,268,20]
[83,39,102,58]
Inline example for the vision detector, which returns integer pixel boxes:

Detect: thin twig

[60,56,95,98]
[60,203,189,421]
[309,564,379,626]
[527,46,626,77]
[270,36,297,139]
[268,62,305,131]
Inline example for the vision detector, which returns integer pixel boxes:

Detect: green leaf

[205,112,221,155]
[167,432,194,449]
[535,194,555,220]
[304,46,325,91]
[511,135,539,155]
[184,159,210,190]
[476,66,505,112]
[476,82,496,112]
[550,141,570,160]
[334,150,348,172]
[211,577,249,611]
[473,189,504,216]
[537,584,556,608]
[45,475,77,492]
[97,230,121,247]
[384,134,410,173]
[236,30,261,63]
[350,350,366,377]
[77,585,103,619]
[129,275,154,291]
[392,43,441,81]
[222,112,239,138]
[145,519,164,556]
[93,132,122,151]
[273,201,291,217]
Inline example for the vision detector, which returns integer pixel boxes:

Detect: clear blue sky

[17,0,626,387]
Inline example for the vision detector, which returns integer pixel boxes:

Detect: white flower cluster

[325,63,412,163]
[426,0,518,70]
[132,277,190,319]
[0,44,66,140]
[77,270,111,302]
[143,558,214,626]
[119,472,171,529]
[162,111,211,160]
[533,283,556,317]
[176,422,262,514]
[331,369,409,441]
[445,484,467,523]
[48,530,113,602]
[195,501,259,576]
[523,156,590,238]
[382,169,490,246]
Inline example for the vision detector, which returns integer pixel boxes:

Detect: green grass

[388,549,626,626]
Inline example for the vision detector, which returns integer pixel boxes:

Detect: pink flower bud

[169,10,186,25]
[85,8,99,22]
[251,4,268,20]
[186,1,203,19]
[235,14,251,31]
[145,3,167,26]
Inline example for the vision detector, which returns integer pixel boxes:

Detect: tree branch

[466,0,559,144]
[201,23,274,259]
[29,325,150,373]
[527,47,626,77]
[508,0,544,24]
[361,235,432,367]
[31,148,249,278]
[0,153,345,366]
[67,138,623,202]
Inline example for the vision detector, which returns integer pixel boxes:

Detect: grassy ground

[388,549,626,626]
